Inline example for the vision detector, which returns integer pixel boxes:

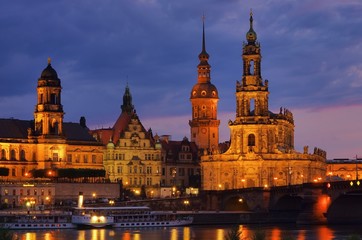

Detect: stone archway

[223,196,250,211]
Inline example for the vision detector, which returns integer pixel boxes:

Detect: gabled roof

[160,138,199,163]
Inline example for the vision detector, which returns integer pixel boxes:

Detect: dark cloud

[1,0,362,157]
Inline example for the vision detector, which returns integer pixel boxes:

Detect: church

[194,13,327,190]
[0,60,104,181]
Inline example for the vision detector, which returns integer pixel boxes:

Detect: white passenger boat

[0,212,74,229]
[71,206,193,229]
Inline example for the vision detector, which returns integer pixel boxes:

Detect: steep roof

[0,118,32,139]
[0,118,98,142]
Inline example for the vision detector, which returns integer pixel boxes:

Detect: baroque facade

[0,60,104,181]
[90,85,162,197]
[200,13,326,190]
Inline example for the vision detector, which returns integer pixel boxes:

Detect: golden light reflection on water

[297,229,306,240]
[270,227,281,239]
[14,224,344,240]
[183,226,191,239]
[122,231,131,240]
[317,225,334,240]
[216,228,225,240]
[171,227,178,240]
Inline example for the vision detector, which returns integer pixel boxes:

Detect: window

[50,93,57,104]
[1,149,6,160]
[117,166,122,174]
[4,189,8,196]
[53,153,58,161]
[179,168,185,177]
[20,150,26,161]
[75,154,80,163]
[12,169,16,176]
[248,134,256,146]
[10,150,16,161]
[92,155,96,163]
[83,155,88,163]
[67,154,72,163]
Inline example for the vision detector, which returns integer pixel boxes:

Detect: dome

[246,11,257,43]
[246,29,257,43]
[40,63,59,80]
[107,141,115,149]
[191,82,218,99]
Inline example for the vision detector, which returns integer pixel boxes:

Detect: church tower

[237,11,269,121]
[189,18,220,152]
[34,59,64,137]
[200,12,326,191]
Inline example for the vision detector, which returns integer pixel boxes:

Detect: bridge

[199,180,362,224]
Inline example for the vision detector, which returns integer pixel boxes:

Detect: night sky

[1,1,362,159]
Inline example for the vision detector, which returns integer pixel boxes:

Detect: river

[11,224,362,240]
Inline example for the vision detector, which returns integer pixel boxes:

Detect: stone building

[0,60,104,181]
[189,19,220,153]
[200,13,326,190]
[326,158,362,181]
[158,135,200,192]
[90,85,162,197]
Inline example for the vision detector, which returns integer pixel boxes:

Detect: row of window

[109,166,160,175]
[162,167,198,177]
[126,177,153,186]
[106,153,160,161]
[0,150,100,164]
[66,154,98,164]
[3,188,52,196]
[1,149,27,161]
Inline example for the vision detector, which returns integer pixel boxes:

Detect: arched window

[20,150,26,161]
[1,149,6,160]
[10,150,16,160]
[250,60,254,75]
[248,134,255,146]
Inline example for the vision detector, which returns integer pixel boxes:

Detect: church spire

[246,9,257,44]
[197,15,211,83]
[121,83,134,114]
[199,14,209,60]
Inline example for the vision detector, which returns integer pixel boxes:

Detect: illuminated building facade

[0,183,55,207]
[158,135,200,192]
[326,158,362,181]
[0,60,104,181]
[91,85,162,197]
[189,19,220,153]
[200,13,326,190]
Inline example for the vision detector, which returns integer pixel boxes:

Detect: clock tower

[189,18,220,153]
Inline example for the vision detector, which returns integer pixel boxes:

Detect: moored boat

[71,206,193,229]
[0,212,75,230]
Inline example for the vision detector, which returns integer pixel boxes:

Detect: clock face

[201,128,207,134]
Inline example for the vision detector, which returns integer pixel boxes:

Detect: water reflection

[13,224,362,240]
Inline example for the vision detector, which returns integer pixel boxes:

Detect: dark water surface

[13,224,362,240]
